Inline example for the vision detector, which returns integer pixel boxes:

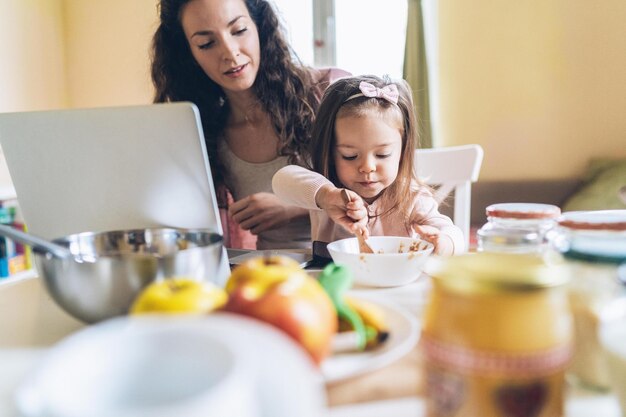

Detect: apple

[223,255,337,364]
[130,278,227,315]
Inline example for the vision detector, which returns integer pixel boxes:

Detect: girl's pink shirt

[272,165,466,254]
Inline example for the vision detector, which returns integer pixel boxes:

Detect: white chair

[414,144,484,249]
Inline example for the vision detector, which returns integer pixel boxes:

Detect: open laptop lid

[0,102,230,282]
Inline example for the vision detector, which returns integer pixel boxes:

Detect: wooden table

[326,343,424,406]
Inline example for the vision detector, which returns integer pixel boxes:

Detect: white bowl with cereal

[326,236,434,287]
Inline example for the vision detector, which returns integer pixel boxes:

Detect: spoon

[0,224,73,259]
[341,189,374,254]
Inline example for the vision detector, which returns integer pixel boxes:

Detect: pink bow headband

[344,81,399,104]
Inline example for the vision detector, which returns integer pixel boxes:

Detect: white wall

[63,0,157,108]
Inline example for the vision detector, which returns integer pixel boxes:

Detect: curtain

[403,0,432,148]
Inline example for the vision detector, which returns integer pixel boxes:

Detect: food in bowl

[383,239,431,255]
[407,240,431,253]
[327,236,434,287]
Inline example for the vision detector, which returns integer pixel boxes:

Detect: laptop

[0,102,231,283]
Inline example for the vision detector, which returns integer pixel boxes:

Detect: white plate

[321,294,420,383]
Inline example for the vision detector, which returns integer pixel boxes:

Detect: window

[272,0,408,79]
[271,0,315,65]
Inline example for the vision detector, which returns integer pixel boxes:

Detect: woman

[151,0,349,249]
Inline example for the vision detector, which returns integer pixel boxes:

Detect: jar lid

[425,253,568,295]
[558,210,626,231]
[477,227,541,246]
[486,203,561,220]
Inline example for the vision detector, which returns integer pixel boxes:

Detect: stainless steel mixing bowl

[2,227,224,323]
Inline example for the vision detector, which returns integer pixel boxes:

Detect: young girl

[272,75,465,255]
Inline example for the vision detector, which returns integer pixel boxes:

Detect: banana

[344,296,389,332]
[317,263,390,352]
[342,296,390,349]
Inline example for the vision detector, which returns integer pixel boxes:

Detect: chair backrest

[414,144,484,249]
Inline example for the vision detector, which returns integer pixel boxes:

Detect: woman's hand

[413,224,454,256]
[316,185,368,234]
[229,192,308,235]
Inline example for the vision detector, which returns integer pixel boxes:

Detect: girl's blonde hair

[309,75,421,220]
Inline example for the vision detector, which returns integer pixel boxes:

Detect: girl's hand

[316,185,368,233]
[413,224,454,256]
[229,192,309,235]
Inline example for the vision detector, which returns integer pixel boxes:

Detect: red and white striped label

[422,335,572,377]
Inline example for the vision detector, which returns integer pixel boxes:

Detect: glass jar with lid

[477,203,561,253]
[555,209,626,391]
[422,253,573,417]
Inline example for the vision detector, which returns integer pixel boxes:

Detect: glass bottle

[477,203,561,253]
[555,209,626,391]
[422,253,573,417]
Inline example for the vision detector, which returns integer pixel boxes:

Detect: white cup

[15,317,260,417]
[599,299,626,416]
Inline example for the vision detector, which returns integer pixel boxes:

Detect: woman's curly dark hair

[151,0,319,188]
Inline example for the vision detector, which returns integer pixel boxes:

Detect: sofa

[470,157,626,226]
